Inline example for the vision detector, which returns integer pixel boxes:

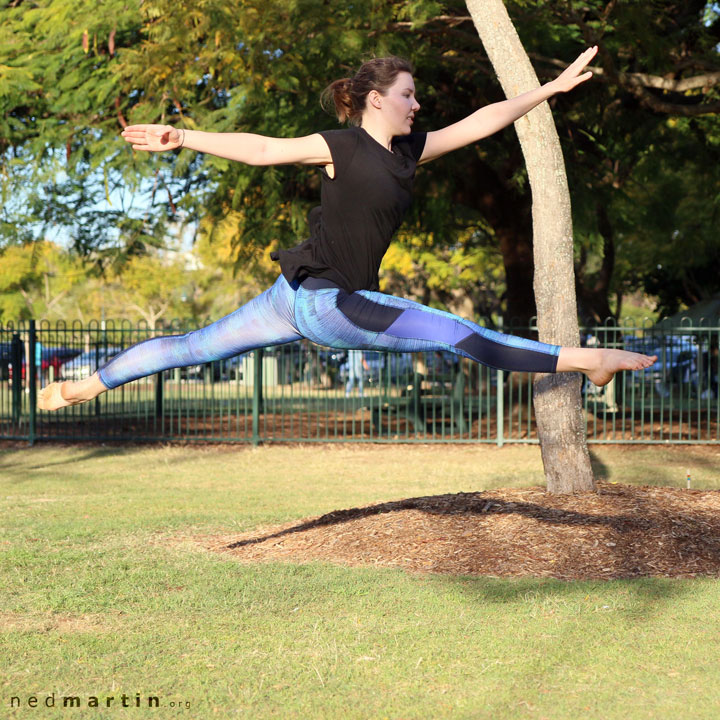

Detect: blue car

[588,333,718,398]
[61,346,123,381]
[338,350,459,385]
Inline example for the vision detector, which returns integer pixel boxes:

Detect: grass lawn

[2,442,720,719]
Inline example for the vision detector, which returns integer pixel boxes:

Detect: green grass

[2,443,720,719]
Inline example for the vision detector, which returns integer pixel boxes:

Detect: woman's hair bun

[321,57,413,126]
[320,77,355,124]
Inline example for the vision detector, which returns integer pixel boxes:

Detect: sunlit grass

[2,443,719,719]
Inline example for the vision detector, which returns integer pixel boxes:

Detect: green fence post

[496,369,504,448]
[496,316,505,447]
[94,341,101,417]
[28,320,37,446]
[11,333,22,427]
[252,348,264,447]
[155,372,164,420]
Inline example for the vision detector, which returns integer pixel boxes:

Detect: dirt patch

[193,483,720,580]
[0,612,114,633]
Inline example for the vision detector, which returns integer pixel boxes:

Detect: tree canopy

[1,0,719,321]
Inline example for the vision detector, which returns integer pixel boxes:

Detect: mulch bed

[194,483,720,580]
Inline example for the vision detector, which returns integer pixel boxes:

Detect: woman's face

[375,71,421,134]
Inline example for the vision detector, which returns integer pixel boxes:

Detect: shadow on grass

[0,445,153,478]
[589,450,610,480]
[438,572,703,621]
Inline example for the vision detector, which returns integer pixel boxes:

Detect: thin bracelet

[179,128,185,148]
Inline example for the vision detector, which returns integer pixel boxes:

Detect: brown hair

[321,56,414,126]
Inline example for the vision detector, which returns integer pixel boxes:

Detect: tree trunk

[466,0,595,493]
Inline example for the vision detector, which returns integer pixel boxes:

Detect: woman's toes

[585,350,653,387]
[38,383,69,411]
[37,382,81,411]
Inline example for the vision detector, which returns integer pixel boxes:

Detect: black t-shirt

[271,126,427,293]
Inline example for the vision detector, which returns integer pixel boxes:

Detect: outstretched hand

[121,124,183,152]
[552,46,598,94]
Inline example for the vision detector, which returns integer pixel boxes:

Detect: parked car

[7,345,83,381]
[169,353,246,382]
[621,334,700,382]
[45,347,84,377]
[339,351,414,385]
[61,346,124,381]
[583,333,718,399]
[0,342,15,381]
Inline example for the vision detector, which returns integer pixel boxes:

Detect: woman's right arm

[120,125,332,167]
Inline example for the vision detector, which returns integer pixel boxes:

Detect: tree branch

[620,71,720,92]
[530,53,720,116]
[531,52,720,91]
[45,289,68,312]
[389,15,472,29]
[550,6,720,116]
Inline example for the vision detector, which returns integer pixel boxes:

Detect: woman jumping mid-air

[38,46,656,411]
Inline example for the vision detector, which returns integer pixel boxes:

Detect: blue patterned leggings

[97,275,560,390]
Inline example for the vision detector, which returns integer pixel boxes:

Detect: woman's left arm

[419,46,598,165]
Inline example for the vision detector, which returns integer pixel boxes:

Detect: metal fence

[1,318,718,445]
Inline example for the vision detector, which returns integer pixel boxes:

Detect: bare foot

[37,382,82,411]
[586,349,658,387]
[557,347,658,387]
[38,373,108,411]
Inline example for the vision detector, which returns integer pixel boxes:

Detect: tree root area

[196,483,720,580]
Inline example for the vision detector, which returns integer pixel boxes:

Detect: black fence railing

[1,318,718,445]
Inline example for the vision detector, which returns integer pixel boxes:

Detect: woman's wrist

[179,129,185,148]
[543,78,560,97]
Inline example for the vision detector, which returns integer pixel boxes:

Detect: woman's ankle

[556,348,596,374]
[63,373,108,402]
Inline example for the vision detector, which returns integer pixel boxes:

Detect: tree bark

[465,0,595,493]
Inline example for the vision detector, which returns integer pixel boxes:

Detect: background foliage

[1,0,719,324]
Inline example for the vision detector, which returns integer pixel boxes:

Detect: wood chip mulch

[193,483,720,580]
